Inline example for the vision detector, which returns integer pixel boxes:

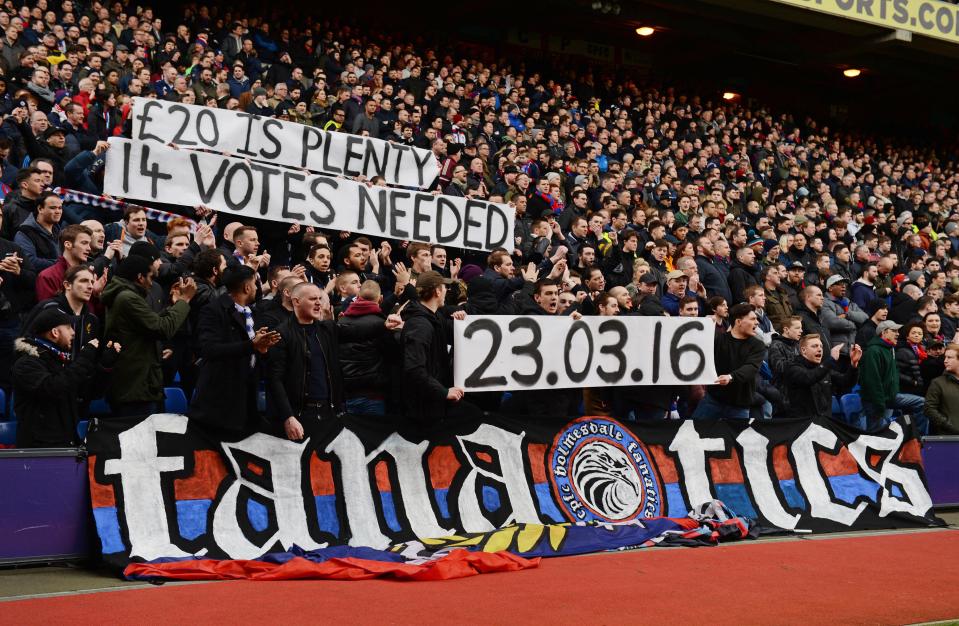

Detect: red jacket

[35,256,68,301]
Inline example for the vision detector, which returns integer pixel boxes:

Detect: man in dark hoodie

[101,255,195,417]
[13,307,120,447]
[400,270,478,423]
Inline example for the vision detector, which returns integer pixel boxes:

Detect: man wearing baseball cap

[858,320,928,433]
[12,307,120,447]
[822,274,867,355]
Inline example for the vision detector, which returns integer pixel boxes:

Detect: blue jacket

[850,280,877,311]
[14,214,60,271]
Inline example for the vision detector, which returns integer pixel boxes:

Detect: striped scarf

[53,187,198,230]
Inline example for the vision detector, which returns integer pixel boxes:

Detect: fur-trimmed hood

[13,337,40,357]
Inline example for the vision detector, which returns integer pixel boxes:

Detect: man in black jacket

[400,271,477,423]
[13,307,119,447]
[190,266,279,438]
[338,280,403,416]
[782,334,860,419]
[797,285,833,353]
[693,303,766,419]
[269,282,343,441]
[0,216,37,390]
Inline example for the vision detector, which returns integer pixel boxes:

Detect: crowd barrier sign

[87,413,940,568]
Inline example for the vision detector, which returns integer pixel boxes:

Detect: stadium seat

[0,420,15,446]
[164,387,189,414]
[0,388,5,419]
[77,420,89,441]
[87,398,112,417]
[840,394,865,430]
[831,396,842,418]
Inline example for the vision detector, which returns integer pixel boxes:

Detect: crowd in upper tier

[1,0,959,448]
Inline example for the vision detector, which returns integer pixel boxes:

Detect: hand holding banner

[453,315,718,391]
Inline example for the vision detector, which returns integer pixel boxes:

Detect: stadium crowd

[1,1,959,448]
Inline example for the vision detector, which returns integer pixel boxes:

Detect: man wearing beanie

[101,254,196,418]
[12,308,120,447]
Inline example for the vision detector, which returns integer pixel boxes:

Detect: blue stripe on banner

[433,488,450,519]
[247,499,269,532]
[379,491,402,532]
[482,485,501,512]
[829,474,880,504]
[664,482,688,518]
[533,483,564,522]
[92,507,125,554]
[314,495,339,538]
[714,483,757,519]
[176,499,211,540]
[779,479,806,510]
[891,484,903,498]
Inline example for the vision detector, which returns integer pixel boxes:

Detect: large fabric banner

[103,138,513,252]
[129,97,439,188]
[87,414,941,573]
[454,316,717,390]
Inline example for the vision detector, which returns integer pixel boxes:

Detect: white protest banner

[129,97,439,189]
[453,315,717,391]
[103,138,513,252]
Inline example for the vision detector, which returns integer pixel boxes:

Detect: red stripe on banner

[123,550,538,582]
[175,451,228,501]
[310,453,336,497]
[527,443,548,484]
[88,454,116,508]
[898,438,922,465]
[375,460,391,492]
[772,445,795,481]
[428,446,459,490]
[475,451,493,463]
[648,445,679,483]
[817,447,859,477]
[709,448,745,484]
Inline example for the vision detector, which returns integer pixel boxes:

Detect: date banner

[87,413,942,574]
[453,315,718,391]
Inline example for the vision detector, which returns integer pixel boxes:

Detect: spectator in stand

[269,282,343,440]
[925,343,959,435]
[781,334,861,420]
[859,320,928,433]
[338,280,403,416]
[856,299,889,348]
[23,264,100,360]
[400,271,476,423]
[15,191,63,271]
[191,265,280,436]
[35,223,95,300]
[693,303,766,419]
[762,265,793,332]
[13,307,120,447]
[822,275,867,356]
[101,255,195,417]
